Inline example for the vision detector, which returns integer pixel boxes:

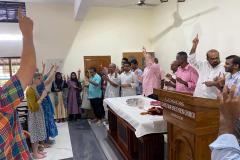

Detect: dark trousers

[90,98,105,119]
[147,94,158,100]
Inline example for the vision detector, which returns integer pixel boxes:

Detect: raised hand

[18,7,33,38]
[218,85,240,120]
[142,46,147,55]
[42,61,45,68]
[218,85,240,135]
[192,34,199,46]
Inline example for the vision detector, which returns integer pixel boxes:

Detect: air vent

[0,1,26,23]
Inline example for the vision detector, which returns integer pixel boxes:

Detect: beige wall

[62,7,152,74]
[26,3,80,69]
[3,0,239,75]
[151,0,240,73]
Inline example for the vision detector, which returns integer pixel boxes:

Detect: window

[0,1,26,23]
[0,57,20,86]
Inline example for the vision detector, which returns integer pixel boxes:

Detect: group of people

[1,8,240,160]
[25,64,85,158]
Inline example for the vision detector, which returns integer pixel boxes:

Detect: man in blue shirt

[209,85,240,160]
[87,67,105,123]
[224,55,240,96]
[130,59,143,95]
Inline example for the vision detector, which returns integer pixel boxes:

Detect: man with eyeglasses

[188,34,225,99]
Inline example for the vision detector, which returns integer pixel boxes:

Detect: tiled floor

[41,119,124,160]
[42,122,73,160]
[68,120,107,160]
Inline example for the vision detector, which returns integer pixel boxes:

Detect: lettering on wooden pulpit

[154,89,219,160]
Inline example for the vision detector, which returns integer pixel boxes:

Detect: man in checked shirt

[0,8,36,159]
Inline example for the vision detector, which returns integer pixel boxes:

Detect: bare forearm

[108,80,119,88]
[17,36,36,90]
[44,70,55,87]
[190,44,197,55]
[89,80,98,86]
[218,119,235,136]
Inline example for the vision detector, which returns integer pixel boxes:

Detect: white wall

[151,0,240,73]
[26,3,80,69]
[62,7,152,74]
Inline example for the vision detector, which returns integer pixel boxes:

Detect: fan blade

[182,7,218,22]
[150,25,175,42]
[145,3,158,6]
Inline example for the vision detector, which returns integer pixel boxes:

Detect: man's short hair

[154,57,158,64]
[130,59,138,65]
[226,55,240,68]
[177,51,188,59]
[89,67,97,72]
[123,61,131,66]
[147,52,155,58]
[207,49,219,58]
[109,63,116,68]
[122,57,128,62]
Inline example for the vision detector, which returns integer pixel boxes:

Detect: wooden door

[123,52,145,69]
[84,56,111,74]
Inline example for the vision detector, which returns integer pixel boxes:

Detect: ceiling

[0,0,161,57]
[92,0,160,7]
[3,0,74,3]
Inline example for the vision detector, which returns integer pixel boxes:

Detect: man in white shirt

[120,62,137,97]
[103,63,120,98]
[188,35,225,99]
[209,85,240,160]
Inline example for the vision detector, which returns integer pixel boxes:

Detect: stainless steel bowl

[126,98,144,108]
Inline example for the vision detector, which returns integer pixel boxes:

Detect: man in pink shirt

[175,51,199,94]
[139,47,162,100]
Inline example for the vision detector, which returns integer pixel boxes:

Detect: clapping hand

[164,81,172,86]
[166,73,173,80]
[102,75,109,81]
[202,81,215,87]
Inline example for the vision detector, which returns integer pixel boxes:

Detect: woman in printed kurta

[51,72,68,122]
[67,72,82,121]
[26,73,48,159]
[37,74,58,142]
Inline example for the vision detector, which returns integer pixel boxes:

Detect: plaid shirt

[0,75,32,160]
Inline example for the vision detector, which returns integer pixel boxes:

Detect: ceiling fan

[121,0,158,7]
[135,0,158,7]
[150,1,218,42]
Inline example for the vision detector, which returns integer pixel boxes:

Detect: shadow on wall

[150,3,219,43]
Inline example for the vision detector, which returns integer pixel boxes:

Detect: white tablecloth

[104,95,167,138]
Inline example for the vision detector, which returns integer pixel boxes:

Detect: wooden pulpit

[154,89,220,160]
